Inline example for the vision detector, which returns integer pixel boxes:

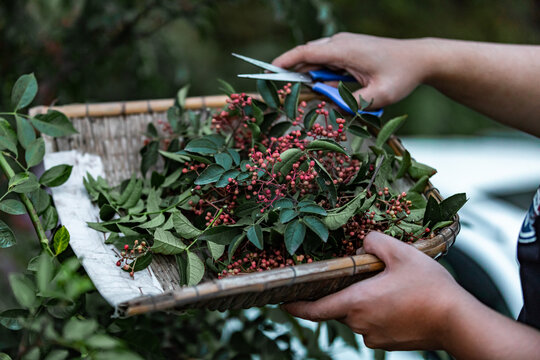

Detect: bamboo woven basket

[30,94,460,317]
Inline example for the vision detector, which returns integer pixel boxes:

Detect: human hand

[282,231,469,351]
[272,33,435,109]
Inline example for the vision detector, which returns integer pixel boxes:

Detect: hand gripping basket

[29,95,460,317]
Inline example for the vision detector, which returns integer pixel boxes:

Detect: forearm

[421,38,540,137]
[442,290,540,359]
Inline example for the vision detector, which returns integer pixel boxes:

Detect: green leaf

[423,195,441,226]
[146,188,161,213]
[25,138,45,167]
[140,141,159,176]
[303,107,319,131]
[31,110,77,137]
[0,199,26,215]
[8,273,37,309]
[284,83,301,120]
[36,253,53,294]
[408,175,429,194]
[172,212,202,239]
[0,135,18,156]
[177,84,190,108]
[348,124,370,138]
[121,180,143,209]
[247,224,264,250]
[216,169,240,188]
[408,160,437,180]
[43,350,68,360]
[99,204,116,221]
[198,225,241,245]
[359,94,373,111]
[0,309,27,331]
[313,158,337,205]
[273,198,294,209]
[273,148,303,176]
[12,73,38,110]
[323,191,366,230]
[228,233,246,262]
[268,121,292,138]
[302,216,328,242]
[280,208,298,223]
[152,228,186,255]
[431,220,453,232]
[53,226,70,255]
[138,213,165,229]
[217,78,236,96]
[306,139,348,155]
[124,253,153,272]
[440,193,467,221]
[29,188,50,215]
[0,118,18,155]
[0,220,17,249]
[375,115,407,148]
[338,82,358,113]
[251,103,264,125]
[39,165,73,187]
[16,115,36,149]
[214,152,233,170]
[257,80,280,108]
[227,149,241,165]
[298,204,327,216]
[208,241,225,260]
[9,172,39,193]
[175,150,212,164]
[187,251,205,286]
[63,318,98,342]
[158,150,190,163]
[248,122,261,138]
[0,353,12,360]
[284,220,306,255]
[185,138,218,155]
[396,150,411,179]
[194,164,225,185]
[42,206,59,231]
[234,201,261,217]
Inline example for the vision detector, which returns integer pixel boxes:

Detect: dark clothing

[517,187,540,329]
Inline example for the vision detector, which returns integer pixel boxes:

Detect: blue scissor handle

[312,82,384,117]
[308,69,356,82]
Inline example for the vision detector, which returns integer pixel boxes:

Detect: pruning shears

[233,53,383,117]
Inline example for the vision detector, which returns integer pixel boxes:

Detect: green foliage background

[1,0,539,136]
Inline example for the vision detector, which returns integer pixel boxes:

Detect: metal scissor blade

[232,53,292,74]
[238,72,312,83]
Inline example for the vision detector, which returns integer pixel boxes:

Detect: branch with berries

[84,80,466,285]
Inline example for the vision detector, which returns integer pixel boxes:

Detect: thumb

[363,231,412,267]
[354,83,391,109]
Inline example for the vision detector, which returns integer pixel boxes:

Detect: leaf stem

[186,208,223,251]
[0,153,53,256]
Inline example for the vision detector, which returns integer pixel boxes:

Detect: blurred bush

[1,0,539,135]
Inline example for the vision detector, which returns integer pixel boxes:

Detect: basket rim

[28,93,321,118]
[118,216,459,317]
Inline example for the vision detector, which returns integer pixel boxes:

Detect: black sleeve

[517,210,540,330]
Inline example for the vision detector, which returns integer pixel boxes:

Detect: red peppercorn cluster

[217,249,314,279]
[115,240,150,277]
[277,83,293,99]
[181,161,206,174]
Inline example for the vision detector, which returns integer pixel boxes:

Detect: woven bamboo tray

[30,94,460,317]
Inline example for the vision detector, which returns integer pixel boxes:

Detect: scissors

[233,53,383,117]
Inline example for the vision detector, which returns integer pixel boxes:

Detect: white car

[317,133,540,359]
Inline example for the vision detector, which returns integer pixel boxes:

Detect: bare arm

[273,33,540,137]
[282,232,540,358]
